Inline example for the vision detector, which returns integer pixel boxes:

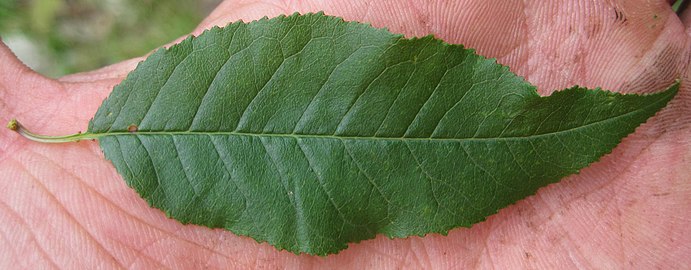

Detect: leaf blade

[89,13,678,255]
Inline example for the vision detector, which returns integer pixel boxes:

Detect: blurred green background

[0,0,221,78]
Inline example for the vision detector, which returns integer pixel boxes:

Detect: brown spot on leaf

[128,124,138,133]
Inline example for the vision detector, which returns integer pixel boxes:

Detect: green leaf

[84,13,677,255]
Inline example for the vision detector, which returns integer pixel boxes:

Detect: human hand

[1,0,689,268]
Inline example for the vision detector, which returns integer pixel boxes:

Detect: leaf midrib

[90,90,670,143]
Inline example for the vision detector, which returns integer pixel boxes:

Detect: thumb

[0,40,62,111]
[0,40,100,140]
[0,40,34,83]
[0,40,66,134]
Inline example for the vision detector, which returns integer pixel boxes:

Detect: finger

[201,0,690,134]
[200,0,685,94]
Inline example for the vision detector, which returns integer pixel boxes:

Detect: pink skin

[1,0,690,268]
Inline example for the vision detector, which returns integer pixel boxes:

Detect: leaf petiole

[6,119,97,143]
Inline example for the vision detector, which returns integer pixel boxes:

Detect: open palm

[1,0,689,268]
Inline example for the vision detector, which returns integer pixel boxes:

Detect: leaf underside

[88,13,678,255]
